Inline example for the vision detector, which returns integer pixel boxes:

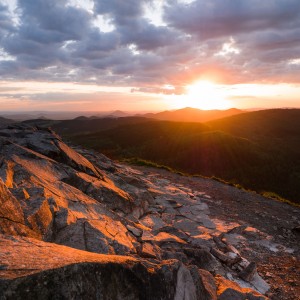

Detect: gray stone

[174,218,205,236]
[126,224,142,237]
[174,264,197,300]
[183,249,224,274]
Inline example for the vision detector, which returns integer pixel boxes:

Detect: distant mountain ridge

[104,110,130,118]
[141,107,243,122]
[1,110,131,121]
[61,109,300,205]
[0,116,14,126]
[3,107,242,122]
[19,108,300,204]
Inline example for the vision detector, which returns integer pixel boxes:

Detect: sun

[184,80,231,110]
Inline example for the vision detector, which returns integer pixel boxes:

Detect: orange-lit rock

[0,125,277,299]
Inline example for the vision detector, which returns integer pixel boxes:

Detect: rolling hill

[141,107,243,122]
[22,108,300,204]
[23,116,153,136]
[61,109,300,204]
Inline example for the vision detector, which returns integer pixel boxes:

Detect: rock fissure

[82,221,87,251]
[0,215,25,226]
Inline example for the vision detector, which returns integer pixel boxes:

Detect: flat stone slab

[140,214,166,230]
[174,219,205,236]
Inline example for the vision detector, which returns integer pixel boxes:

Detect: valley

[40,109,300,205]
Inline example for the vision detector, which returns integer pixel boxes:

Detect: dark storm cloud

[0,0,300,90]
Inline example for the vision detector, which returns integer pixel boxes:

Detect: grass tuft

[122,158,186,175]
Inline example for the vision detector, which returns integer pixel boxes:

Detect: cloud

[161,0,300,83]
[0,3,16,40]
[93,0,148,26]
[164,0,300,39]
[18,0,92,42]
[0,0,300,96]
[131,85,186,95]
[0,88,165,111]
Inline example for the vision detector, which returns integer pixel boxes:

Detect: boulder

[0,235,180,300]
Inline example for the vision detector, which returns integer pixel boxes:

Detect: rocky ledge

[0,124,297,299]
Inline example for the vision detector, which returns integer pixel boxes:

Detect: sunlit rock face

[0,125,269,299]
[0,125,144,252]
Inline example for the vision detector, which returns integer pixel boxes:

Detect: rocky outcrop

[0,125,272,299]
[0,235,187,300]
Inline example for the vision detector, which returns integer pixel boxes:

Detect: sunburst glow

[184,80,232,110]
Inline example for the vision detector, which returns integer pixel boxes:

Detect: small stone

[126,225,142,237]
[141,243,158,258]
[239,262,257,282]
[141,230,154,242]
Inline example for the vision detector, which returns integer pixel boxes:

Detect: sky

[0,0,300,112]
